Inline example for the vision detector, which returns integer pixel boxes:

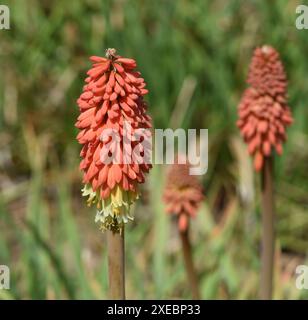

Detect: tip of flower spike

[261,45,273,55]
[105,48,117,59]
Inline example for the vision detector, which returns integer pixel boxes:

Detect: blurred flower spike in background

[163,154,204,231]
[237,45,293,171]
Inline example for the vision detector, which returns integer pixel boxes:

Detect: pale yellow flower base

[82,184,139,233]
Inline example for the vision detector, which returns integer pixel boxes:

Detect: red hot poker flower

[76,48,152,232]
[237,46,293,171]
[163,157,204,231]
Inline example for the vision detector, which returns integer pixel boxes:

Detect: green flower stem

[180,228,200,300]
[260,156,275,300]
[107,227,125,299]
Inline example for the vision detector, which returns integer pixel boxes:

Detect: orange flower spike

[76,48,152,233]
[163,157,204,232]
[237,45,293,171]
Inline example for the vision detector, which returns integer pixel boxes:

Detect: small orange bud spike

[163,155,204,232]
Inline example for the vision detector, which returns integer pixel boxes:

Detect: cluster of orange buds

[237,45,293,171]
[76,49,152,232]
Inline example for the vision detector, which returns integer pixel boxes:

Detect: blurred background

[0,0,308,299]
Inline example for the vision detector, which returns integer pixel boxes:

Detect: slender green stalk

[179,228,200,300]
[107,228,125,299]
[260,157,275,300]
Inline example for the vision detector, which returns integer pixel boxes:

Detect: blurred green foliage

[0,0,308,299]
